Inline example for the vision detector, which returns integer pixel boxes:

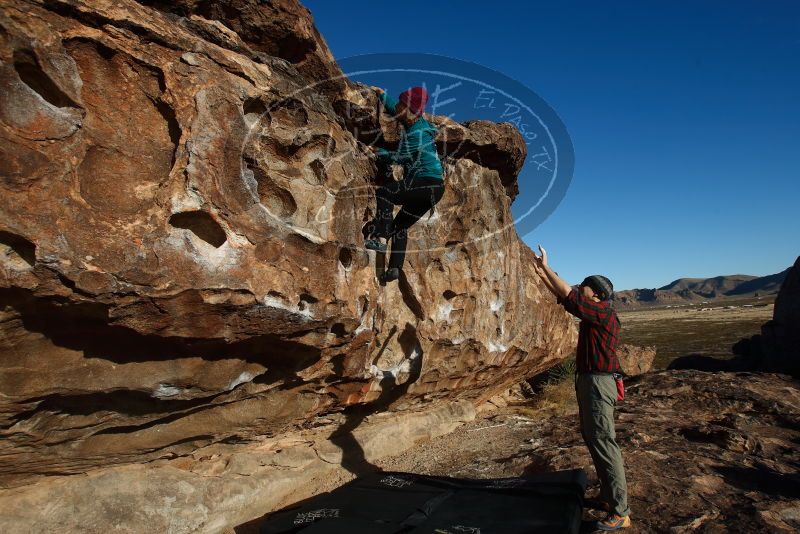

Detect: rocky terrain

[614,269,788,309]
[0,0,575,531]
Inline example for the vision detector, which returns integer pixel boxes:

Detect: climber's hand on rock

[371,86,384,96]
[358,143,377,157]
[534,245,548,267]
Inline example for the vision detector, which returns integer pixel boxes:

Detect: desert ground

[618,297,775,369]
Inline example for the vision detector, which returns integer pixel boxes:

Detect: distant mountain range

[613,268,790,308]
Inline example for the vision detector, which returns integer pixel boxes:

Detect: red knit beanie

[398,86,429,115]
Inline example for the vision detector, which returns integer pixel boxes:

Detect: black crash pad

[259,469,587,533]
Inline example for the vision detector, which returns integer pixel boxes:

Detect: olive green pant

[575,373,630,517]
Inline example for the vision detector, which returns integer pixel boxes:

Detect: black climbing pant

[372,176,445,271]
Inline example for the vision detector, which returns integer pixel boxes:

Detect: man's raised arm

[532,245,572,300]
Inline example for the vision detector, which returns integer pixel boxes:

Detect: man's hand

[532,244,570,299]
[370,86,384,96]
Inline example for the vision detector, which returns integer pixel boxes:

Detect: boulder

[0,0,576,530]
[616,344,656,376]
[732,256,800,377]
[767,255,800,374]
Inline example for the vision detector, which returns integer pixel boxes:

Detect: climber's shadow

[329,323,423,477]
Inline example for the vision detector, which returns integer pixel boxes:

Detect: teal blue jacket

[376,91,444,182]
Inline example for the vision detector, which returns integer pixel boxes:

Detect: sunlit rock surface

[0,1,576,531]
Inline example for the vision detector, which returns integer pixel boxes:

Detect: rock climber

[364,86,444,283]
[531,245,631,532]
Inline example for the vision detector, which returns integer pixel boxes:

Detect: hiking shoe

[364,239,386,253]
[593,514,631,531]
[379,268,400,283]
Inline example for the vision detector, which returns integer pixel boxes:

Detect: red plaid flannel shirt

[558,288,621,374]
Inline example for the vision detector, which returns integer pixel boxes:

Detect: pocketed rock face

[0,1,575,530]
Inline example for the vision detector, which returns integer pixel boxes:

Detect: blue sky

[305,0,800,289]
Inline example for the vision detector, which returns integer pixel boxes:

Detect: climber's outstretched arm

[371,86,397,114]
[369,86,400,164]
[532,245,572,299]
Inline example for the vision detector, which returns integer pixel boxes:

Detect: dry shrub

[532,379,578,417]
[514,359,578,418]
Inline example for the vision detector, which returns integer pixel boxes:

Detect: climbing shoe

[364,239,386,253]
[379,268,400,283]
[593,514,631,531]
